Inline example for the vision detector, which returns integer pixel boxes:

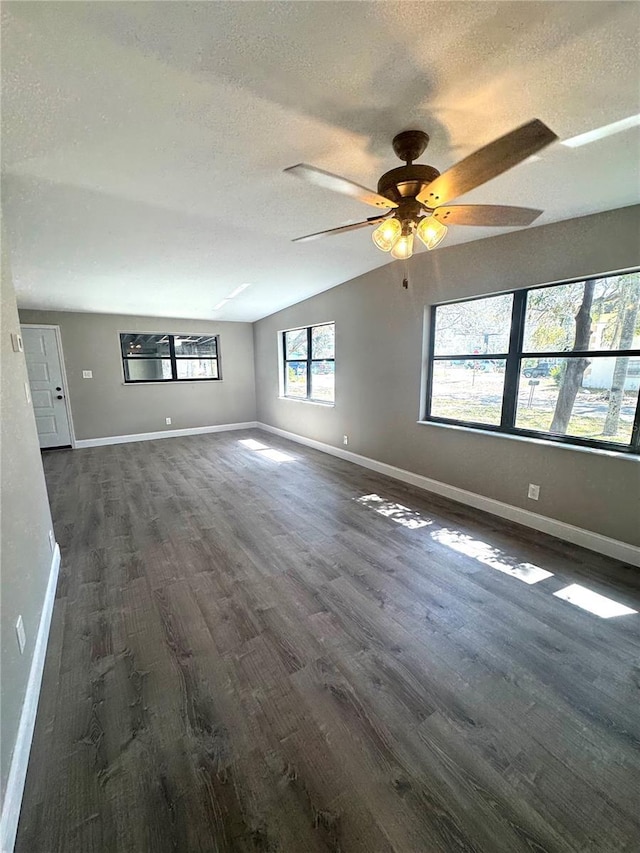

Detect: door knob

[56,395,64,400]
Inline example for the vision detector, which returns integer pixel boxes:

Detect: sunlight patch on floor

[553,584,637,618]
[431,528,553,585]
[356,494,433,529]
[258,448,296,463]
[238,439,296,462]
[238,438,268,450]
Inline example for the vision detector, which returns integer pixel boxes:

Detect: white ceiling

[2,1,639,322]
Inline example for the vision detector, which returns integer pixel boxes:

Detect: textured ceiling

[2,1,639,321]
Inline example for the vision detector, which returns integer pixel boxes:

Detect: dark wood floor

[16,430,640,853]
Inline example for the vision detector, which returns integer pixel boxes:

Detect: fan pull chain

[402,258,409,290]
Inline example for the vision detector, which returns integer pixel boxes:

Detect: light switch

[82,370,93,379]
[11,332,24,352]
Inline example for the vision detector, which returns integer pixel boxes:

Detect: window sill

[417,419,639,460]
[278,396,335,408]
[121,380,222,386]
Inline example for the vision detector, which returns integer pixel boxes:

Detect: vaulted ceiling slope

[2,1,639,321]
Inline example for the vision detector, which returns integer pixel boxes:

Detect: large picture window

[121,333,220,383]
[426,271,640,453]
[282,322,335,403]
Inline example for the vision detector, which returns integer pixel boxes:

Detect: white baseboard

[257,423,640,568]
[75,421,258,448]
[1,543,60,853]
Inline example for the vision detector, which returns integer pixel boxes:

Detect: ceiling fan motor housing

[392,129,430,163]
[378,164,441,207]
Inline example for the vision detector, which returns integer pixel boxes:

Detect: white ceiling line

[561,114,640,148]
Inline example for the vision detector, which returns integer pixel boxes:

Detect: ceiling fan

[285,119,558,259]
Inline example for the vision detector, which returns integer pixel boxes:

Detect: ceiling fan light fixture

[416,216,448,250]
[390,228,414,260]
[372,217,402,252]
[287,120,556,258]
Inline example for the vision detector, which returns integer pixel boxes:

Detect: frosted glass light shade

[372,218,401,252]
[416,216,448,250]
[391,232,414,260]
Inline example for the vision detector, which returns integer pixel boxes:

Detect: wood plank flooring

[16,430,640,852]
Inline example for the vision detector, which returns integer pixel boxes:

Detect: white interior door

[21,326,72,448]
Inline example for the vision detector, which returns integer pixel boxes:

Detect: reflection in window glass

[121,334,170,357]
[124,359,173,381]
[285,362,307,397]
[515,358,639,444]
[430,360,506,425]
[523,273,640,353]
[176,359,219,379]
[312,324,335,359]
[311,361,335,401]
[174,335,217,357]
[433,294,513,356]
[285,329,307,360]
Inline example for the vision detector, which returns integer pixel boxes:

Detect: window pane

[433,294,513,356]
[125,359,172,381]
[311,361,335,402]
[430,360,506,425]
[121,334,170,357]
[523,273,640,353]
[174,335,217,357]
[627,357,640,377]
[176,359,218,380]
[515,356,638,444]
[285,362,307,397]
[312,324,335,359]
[285,329,307,359]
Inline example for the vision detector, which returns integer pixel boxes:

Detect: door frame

[21,324,77,449]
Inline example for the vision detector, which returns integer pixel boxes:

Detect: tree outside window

[427,272,640,453]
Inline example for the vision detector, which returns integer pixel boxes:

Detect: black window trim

[120,332,222,383]
[425,270,640,455]
[282,322,335,403]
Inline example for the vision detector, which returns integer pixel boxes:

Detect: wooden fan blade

[416,119,558,207]
[284,164,398,210]
[292,216,387,243]
[432,205,543,227]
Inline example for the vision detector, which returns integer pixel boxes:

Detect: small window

[282,323,335,403]
[426,271,640,454]
[121,333,220,383]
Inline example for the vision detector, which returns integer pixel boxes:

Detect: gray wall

[18,311,256,440]
[1,233,55,799]
[254,206,640,546]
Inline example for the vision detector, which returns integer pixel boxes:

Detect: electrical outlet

[343,435,349,446]
[16,615,26,654]
[82,370,93,379]
[528,483,540,501]
[165,417,172,425]
[48,529,55,551]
